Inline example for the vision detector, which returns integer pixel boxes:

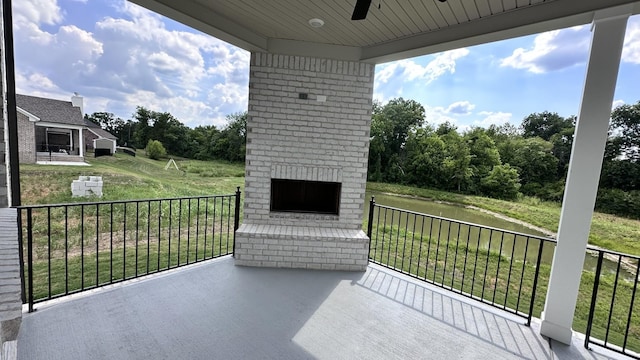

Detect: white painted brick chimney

[234,52,375,271]
[71,92,83,115]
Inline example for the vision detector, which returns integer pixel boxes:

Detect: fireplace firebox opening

[270,179,341,215]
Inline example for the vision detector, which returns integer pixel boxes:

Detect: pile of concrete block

[71,176,103,197]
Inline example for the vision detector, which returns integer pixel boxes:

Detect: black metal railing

[18,188,241,312]
[585,248,640,358]
[366,197,553,325]
[38,143,77,155]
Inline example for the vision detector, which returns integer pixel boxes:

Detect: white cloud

[14,0,250,128]
[474,111,512,127]
[376,48,470,85]
[13,0,63,28]
[446,101,475,115]
[622,16,640,64]
[612,99,626,109]
[500,26,589,73]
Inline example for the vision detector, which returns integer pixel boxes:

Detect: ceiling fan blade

[351,0,372,20]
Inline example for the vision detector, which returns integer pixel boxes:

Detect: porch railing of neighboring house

[17,188,241,312]
[585,248,640,359]
[37,143,77,154]
[366,197,640,358]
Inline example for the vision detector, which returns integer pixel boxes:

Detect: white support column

[79,128,84,157]
[540,6,631,345]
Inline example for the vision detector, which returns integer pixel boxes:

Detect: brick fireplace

[234,52,374,271]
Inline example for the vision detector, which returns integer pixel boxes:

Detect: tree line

[86,99,640,219]
[85,107,246,162]
[368,98,640,219]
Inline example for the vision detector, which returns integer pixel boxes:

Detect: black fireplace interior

[270,179,341,215]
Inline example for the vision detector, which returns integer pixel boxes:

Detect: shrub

[145,140,166,160]
[480,164,521,200]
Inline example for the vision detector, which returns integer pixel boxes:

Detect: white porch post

[79,128,84,157]
[540,6,631,345]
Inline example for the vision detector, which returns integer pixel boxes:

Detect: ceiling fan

[351,0,447,20]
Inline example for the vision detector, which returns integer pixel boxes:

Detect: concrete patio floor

[17,256,624,360]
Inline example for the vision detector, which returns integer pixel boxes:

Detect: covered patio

[2,0,640,359]
[16,256,616,360]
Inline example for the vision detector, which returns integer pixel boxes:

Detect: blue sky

[12,0,640,131]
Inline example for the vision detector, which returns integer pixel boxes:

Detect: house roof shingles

[16,94,85,126]
[84,119,117,140]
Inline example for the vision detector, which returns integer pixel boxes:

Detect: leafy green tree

[145,140,166,160]
[609,101,640,161]
[213,112,247,162]
[521,111,573,141]
[480,164,521,200]
[441,131,472,191]
[510,137,559,191]
[132,106,154,149]
[464,127,501,192]
[405,129,446,188]
[368,98,425,182]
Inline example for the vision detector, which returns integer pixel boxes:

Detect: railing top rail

[373,203,556,244]
[15,193,238,210]
[585,245,640,260]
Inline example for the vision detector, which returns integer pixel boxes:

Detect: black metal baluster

[65,206,69,293]
[527,241,545,326]
[135,201,139,277]
[178,199,182,265]
[408,213,417,275]
[109,203,113,284]
[481,229,494,300]
[96,204,99,287]
[218,196,224,256]
[470,227,482,297]
[388,209,395,266]
[27,208,34,312]
[451,222,462,290]
[147,201,151,273]
[373,203,382,262]
[460,224,472,293]
[424,217,435,281]
[604,255,623,345]
[168,200,172,269]
[415,215,426,278]
[157,200,162,271]
[492,232,506,304]
[123,203,127,278]
[442,221,453,285]
[516,237,531,312]
[47,207,51,297]
[204,197,209,259]
[211,197,217,258]
[622,257,640,351]
[226,195,232,255]
[504,234,518,309]
[433,219,443,283]
[80,205,84,291]
[585,251,604,348]
[187,198,191,263]
[195,198,200,261]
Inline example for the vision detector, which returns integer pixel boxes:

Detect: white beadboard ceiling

[130,0,640,63]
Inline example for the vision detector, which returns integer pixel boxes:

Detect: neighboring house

[84,119,117,155]
[16,93,86,163]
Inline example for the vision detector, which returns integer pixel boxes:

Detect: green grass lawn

[20,151,245,205]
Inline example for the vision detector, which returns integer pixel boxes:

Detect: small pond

[364,191,631,279]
